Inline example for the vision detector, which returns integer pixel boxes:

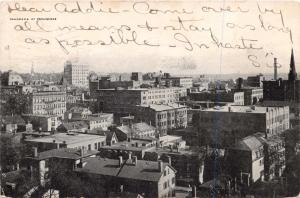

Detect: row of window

[74,141,105,151]
[33,103,66,110]
[33,97,66,103]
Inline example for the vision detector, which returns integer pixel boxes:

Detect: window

[94,143,97,150]
[163,182,168,189]
[172,177,175,184]
[164,170,167,176]
[88,144,91,150]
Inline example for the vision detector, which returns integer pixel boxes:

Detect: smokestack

[192,185,197,198]
[274,58,278,80]
[119,156,123,167]
[33,147,38,158]
[158,160,163,172]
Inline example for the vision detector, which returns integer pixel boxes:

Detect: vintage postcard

[0,0,299,197]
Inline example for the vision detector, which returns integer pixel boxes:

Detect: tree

[0,134,24,172]
[1,94,30,116]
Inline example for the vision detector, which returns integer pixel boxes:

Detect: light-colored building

[86,113,114,130]
[193,105,289,147]
[25,133,106,152]
[232,87,263,105]
[165,77,193,88]
[134,103,188,135]
[63,61,89,88]
[115,122,156,141]
[1,70,24,86]
[28,91,67,118]
[226,135,265,185]
[226,133,286,185]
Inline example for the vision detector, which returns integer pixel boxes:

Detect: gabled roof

[116,123,155,136]
[232,136,264,151]
[59,121,88,131]
[76,157,175,182]
[89,129,117,142]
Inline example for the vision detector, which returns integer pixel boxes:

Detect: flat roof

[201,105,282,113]
[34,148,99,160]
[139,103,187,111]
[26,133,105,144]
[101,139,156,151]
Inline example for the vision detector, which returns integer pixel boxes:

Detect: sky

[0,0,299,75]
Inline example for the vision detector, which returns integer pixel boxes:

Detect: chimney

[80,148,84,157]
[132,156,138,166]
[33,147,38,158]
[274,58,278,80]
[158,160,163,172]
[168,156,172,166]
[128,152,132,161]
[119,156,123,167]
[192,185,197,198]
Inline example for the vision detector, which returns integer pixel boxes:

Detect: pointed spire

[288,48,297,81]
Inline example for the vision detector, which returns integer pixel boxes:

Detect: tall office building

[63,61,89,88]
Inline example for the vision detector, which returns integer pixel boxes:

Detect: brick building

[193,105,289,147]
[75,156,176,198]
[94,87,187,115]
[189,90,244,105]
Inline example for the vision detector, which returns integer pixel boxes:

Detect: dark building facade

[263,49,300,107]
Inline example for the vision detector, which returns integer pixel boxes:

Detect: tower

[31,62,35,77]
[274,58,278,80]
[288,49,297,81]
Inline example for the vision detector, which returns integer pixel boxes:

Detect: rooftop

[75,157,174,182]
[25,133,105,144]
[117,122,156,135]
[33,148,99,160]
[201,105,282,113]
[232,134,264,151]
[159,135,182,143]
[101,138,156,151]
[139,103,186,111]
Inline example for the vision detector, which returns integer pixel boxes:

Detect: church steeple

[288,48,297,81]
